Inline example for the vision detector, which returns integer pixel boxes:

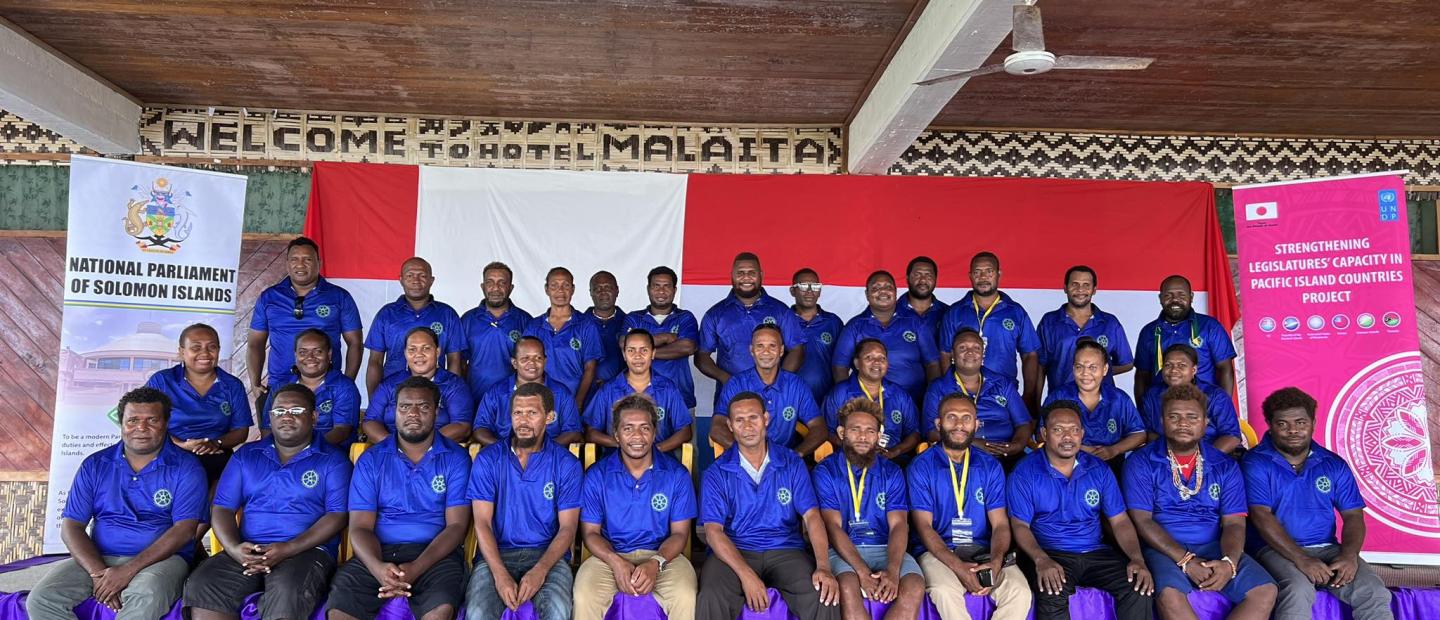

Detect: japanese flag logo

[1245,202,1278,221]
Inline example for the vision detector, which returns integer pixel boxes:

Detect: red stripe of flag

[304,162,419,280]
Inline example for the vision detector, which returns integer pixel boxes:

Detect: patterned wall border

[0,481,45,565]
[0,111,84,158]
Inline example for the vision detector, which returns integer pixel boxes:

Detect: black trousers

[697,549,839,620]
[326,544,467,619]
[184,547,335,618]
[1017,547,1151,620]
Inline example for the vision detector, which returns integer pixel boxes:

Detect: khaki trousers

[574,550,697,620]
[919,551,1031,620]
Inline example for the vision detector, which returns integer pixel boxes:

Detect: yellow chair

[1240,419,1260,449]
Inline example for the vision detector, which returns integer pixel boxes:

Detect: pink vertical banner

[1234,171,1440,563]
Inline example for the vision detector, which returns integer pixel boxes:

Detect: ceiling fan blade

[1053,55,1155,70]
[1011,5,1045,52]
[915,64,1008,86]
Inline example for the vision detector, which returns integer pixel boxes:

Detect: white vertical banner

[43,156,247,553]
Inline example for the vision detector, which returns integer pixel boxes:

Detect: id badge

[879,430,891,449]
[848,518,877,540]
[950,517,974,546]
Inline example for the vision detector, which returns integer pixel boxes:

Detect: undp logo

[651,493,669,512]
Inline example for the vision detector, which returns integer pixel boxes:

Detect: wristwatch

[651,555,668,571]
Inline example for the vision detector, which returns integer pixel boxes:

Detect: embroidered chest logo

[1084,489,1101,508]
[903,330,917,342]
[762,316,777,325]
[1315,476,1333,493]
[656,407,667,421]
[153,488,172,508]
[569,337,582,351]
[651,493,669,512]
[316,305,331,318]
[1208,483,1221,500]
[974,487,985,505]
[1097,335,1110,348]
[319,400,333,413]
[820,332,833,345]
[430,321,444,335]
[994,395,1008,407]
[782,406,796,422]
[508,330,521,342]
[543,482,556,501]
[430,475,446,494]
[221,402,232,415]
[1107,419,1118,434]
[1002,318,1015,331]
[301,470,319,489]
[876,492,887,510]
[891,410,903,424]
[670,325,680,334]
[777,487,792,506]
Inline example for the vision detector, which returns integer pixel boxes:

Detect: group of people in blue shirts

[29,238,1392,620]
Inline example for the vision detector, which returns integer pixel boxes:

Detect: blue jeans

[466,548,574,620]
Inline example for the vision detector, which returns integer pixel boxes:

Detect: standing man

[575,394,698,620]
[471,336,582,447]
[1124,384,1276,620]
[459,261,534,398]
[365,257,465,395]
[326,377,470,620]
[923,328,1032,469]
[585,270,627,385]
[624,266,700,410]
[467,382,583,620]
[823,340,921,461]
[789,268,843,404]
[813,398,925,620]
[938,252,1041,411]
[28,388,206,620]
[1007,401,1153,620]
[907,394,1031,620]
[524,267,603,407]
[1244,387,1392,620]
[1140,344,1242,454]
[713,324,827,456]
[1134,275,1237,398]
[249,236,364,405]
[897,256,949,341]
[697,252,806,396]
[584,329,693,455]
[832,270,941,406]
[697,392,840,620]
[1035,266,1133,392]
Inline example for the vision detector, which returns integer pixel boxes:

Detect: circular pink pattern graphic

[1326,353,1440,537]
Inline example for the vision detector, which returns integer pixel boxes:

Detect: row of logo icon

[1258,312,1402,333]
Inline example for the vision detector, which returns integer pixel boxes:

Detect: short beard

[398,427,431,445]
[485,297,507,309]
[941,433,973,452]
[512,433,541,450]
[843,443,877,468]
[908,289,932,301]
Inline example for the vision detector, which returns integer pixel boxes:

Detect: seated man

[924,328,1031,469]
[823,339,921,460]
[186,384,351,619]
[1139,344,1242,454]
[1244,387,1392,620]
[714,323,828,456]
[814,398,924,620]
[698,392,840,620]
[327,377,470,620]
[1008,401,1153,620]
[1124,384,1276,620]
[28,387,206,620]
[575,395,698,620]
[467,382,583,620]
[907,394,1031,620]
[583,329,692,454]
[471,336,582,447]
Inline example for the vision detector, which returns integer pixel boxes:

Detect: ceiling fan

[917,4,1154,86]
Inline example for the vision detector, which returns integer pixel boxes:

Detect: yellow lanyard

[845,461,868,521]
[859,380,884,413]
[1154,317,1200,368]
[973,295,1000,331]
[948,448,972,514]
[953,370,981,399]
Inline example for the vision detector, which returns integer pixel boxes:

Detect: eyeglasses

[793,283,822,292]
[292,295,306,320]
[269,406,308,418]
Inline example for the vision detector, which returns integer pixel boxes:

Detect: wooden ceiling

[2,0,1437,137]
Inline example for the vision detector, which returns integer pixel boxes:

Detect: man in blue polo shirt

[471,336,583,447]
[459,261,534,398]
[823,339,920,461]
[327,377,470,620]
[584,329,693,454]
[467,382,584,620]
[248,236,364,403]
[938,252,1041,411]
[924,328,1031,469]
[697,252,806,395]
[833,270,941,406]
[714,324,827,456]
[574,394,698,620]
[697,391,839,619]
[1035,265,1134,392]
[624,266,699,409]
[524,266,603,407]
[29,387,206,620]
[1043,340,1146,476]
[1244,387,1391,620]
[908,393,1030,620]
[263,328,359,445]
[814,397,924,620]
[1125,384,1275,620]
[789,268,842,403]
[1133,275,1237,398]
[1008,401,1152,620]
[184,384,351,620]
[362,326,474,444]
[585,270,627,385]
[897,256,949,342]
[1140,344,1242,454]
[364,257,465,395]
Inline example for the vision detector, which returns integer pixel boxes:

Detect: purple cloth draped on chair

[602,592,668,619]
[237,592,327,620]
[498,601,537,620]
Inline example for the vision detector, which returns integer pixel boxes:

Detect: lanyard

[948,448,973,514]
[858,380,884,413]
[973,295,1000,331]
[845,461,868,521]
[1154,317,1200,367]
[953,370,981,399]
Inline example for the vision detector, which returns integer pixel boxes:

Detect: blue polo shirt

[698,290,805,377]
[1043,383,1145,447]
[581,451,697,553]
[364,296,465,377]
[251,277,363,380]
[459,304,534,398]
[1139,382,1242,441]
[813,454,908,547]
[922,368,1030,443]
[938,292,1040,380]
[468,439,583,551]
[716,368,820,449]
[1134,312,1236,386]
[585,307,627,384]
[365,369,475,431]
[349,435,470,546]
[700,443,818,552]
[473,375,582,441]
[1006,451,1125,554]
[145,365,252,441]
[623,307,701,408]
[906,445,1007,554]
[1122,441,1246,546]
[583,374,693,442]
[1035,304,1134,389]
[834,309,939,401]
[1243,438,1365,548]
[822,377,919,446]
[214,433,351,556]
[523,310,603,398]
[63,441,207,560]
[262,369,360,435]
[793,307,843,403]
[896,295,950,345]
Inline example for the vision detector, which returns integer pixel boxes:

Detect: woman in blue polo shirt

[1139,344,1242,454]
[144,323,252,484]
[363,326,474,444]
[1042,339,1145,477]
[262,327,360,445]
